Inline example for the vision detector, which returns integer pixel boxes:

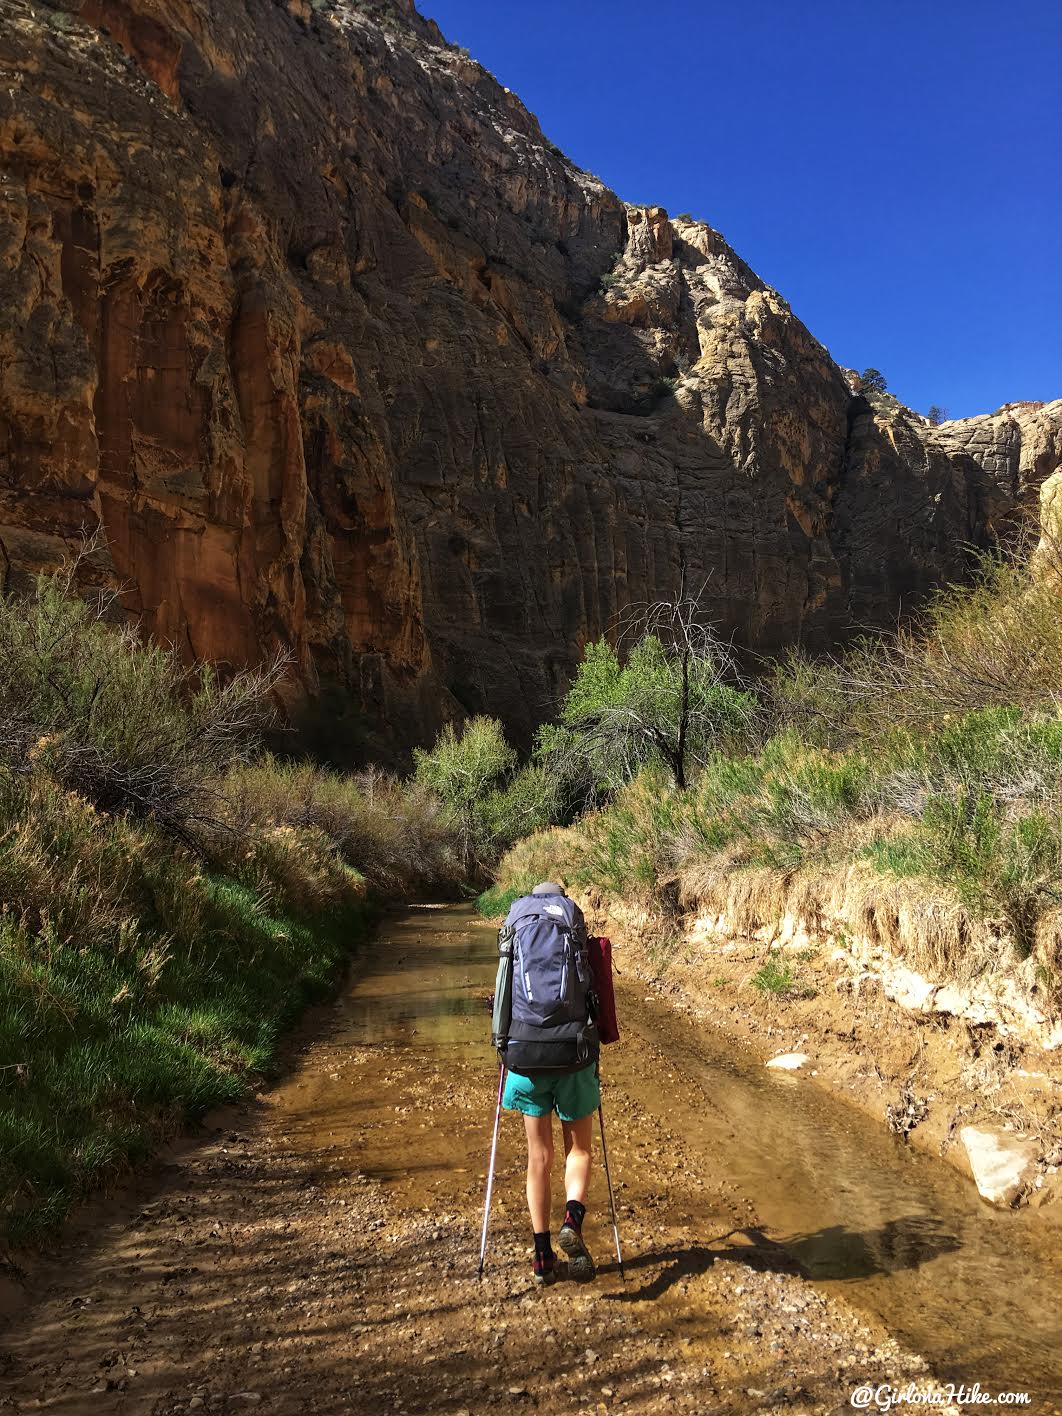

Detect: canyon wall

[0,0,1059,753]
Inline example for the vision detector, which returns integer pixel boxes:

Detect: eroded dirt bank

[1,907,1058,1414]
[578,889,1062,1216]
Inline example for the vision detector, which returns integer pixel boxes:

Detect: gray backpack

[491,892,599,1075]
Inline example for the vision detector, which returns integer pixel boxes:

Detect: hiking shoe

[532,1251,557,1287]
[557,1219,596,1282]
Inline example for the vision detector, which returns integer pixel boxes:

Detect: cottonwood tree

[542,589,756,795]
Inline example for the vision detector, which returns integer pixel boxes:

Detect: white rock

[766,1053,810,1071]
[960,1126,1039,1206]
[932,983,995,1026]
[881,965,937,1012]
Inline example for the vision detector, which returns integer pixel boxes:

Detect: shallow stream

[275,904,1061,1401]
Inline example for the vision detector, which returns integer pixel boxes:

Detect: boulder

[959,1126,1039,1207]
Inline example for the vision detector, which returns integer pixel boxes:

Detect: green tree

[480,762,562,847]
[926,404,949,425]
[543,595,756,794]
[412,716,517,867]
[860,367,888,394]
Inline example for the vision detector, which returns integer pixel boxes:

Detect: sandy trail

[0,907,1053,1414]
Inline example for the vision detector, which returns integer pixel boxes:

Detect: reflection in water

[324,906,1060,1399]
[782,1215,963,1281]
[341,931,492,1046]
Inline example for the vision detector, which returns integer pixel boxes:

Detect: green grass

[476,880,531,918]
[863,790,1062,957]
[0,563,468,1245]
[750,958,816,999]
[0,867,368,1244]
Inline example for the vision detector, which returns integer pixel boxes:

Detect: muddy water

[625,994,1061,1393]
[303,904,1061,1401]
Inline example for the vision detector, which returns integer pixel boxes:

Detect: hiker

[490,881,617,1287]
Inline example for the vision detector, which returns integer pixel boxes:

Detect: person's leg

[523,1113,554,1231]
[555,1068,600,1282]
[561,1113,593,1205]
[523,1112,557,1285]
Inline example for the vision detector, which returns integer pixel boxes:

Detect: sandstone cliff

[0,0,1058,753]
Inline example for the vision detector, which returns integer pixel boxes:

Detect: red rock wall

[0,0,1057,755]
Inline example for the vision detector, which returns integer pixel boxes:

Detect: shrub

[886,707,1062,815]
[223,758,463,896]
[650,375,679,398]
[480,763,562,852]
[0,564,283,845]
[865,790,1062,957]
[838,542,1062,733]
[0,568,472,1241]
[234,823,358,918]
[545,612,755,796]
[596,255,624,294]
[413,716,518,870]
[672,733,880,870]
[761,750,878,836]
[761,649,852,746]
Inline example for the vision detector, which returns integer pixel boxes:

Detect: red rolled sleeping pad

[587,936,620,1044]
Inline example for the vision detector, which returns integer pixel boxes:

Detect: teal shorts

[502,1063,600,1121]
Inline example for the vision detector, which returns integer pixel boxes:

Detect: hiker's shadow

[784,1214,963,1283]
[600,1226,798,1303]
[601,1216,962,1303]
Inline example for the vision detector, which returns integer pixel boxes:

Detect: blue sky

[423,0,1061,419]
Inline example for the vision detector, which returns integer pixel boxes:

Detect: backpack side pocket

[491,924,515,1053]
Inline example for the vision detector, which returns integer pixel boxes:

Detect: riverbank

[0,745,430,1246]
[483,800,1062,1218]
[0,566,468,1247]
[569,882,1062,1219]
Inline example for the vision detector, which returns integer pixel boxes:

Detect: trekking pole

[477,1063,506,1280]
[597,1097,625,1280]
